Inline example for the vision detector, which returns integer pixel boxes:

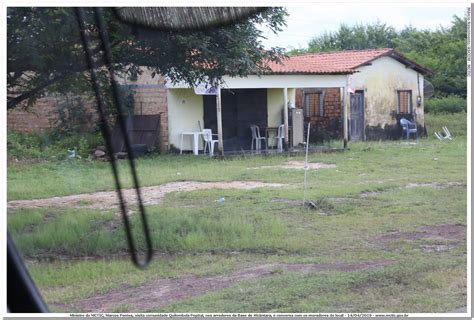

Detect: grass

[156,257,466,313]
[7,113,468,313]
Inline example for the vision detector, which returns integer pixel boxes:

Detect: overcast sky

[260,5,468,50]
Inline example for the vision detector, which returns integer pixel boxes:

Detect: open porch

[167,74,351,155]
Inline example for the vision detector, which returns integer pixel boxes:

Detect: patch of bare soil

[358,181,466,198]
[248,161,336,170]
[372,224,466,252]
[72,260,396,313]
[7,181,285,210]
[405,181,466,189]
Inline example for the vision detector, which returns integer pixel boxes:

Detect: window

[397,90,412,114]
[303,91,325,117]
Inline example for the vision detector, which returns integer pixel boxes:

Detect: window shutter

[319,91,325,117]
[304,94,310,117]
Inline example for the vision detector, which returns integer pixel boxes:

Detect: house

[167,48,432,153]
[8,48,432,153]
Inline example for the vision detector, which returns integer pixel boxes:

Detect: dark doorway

[203,89,267,151]
[350,90,364,141]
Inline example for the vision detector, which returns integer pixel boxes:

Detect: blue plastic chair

[400,118,418,140]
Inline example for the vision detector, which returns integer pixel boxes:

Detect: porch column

[283,87,289,149]
[343,77,349,149]
[216,87,224,155]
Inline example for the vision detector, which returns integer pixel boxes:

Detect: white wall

[351,56,424,129]
[167,89,203,150]
[168,74,347,89]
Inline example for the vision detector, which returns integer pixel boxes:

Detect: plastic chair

[434,126,453,140]
[400,118,418,140]
[202,129,219,156]
[273,124,285,152]
[250,125,267,151]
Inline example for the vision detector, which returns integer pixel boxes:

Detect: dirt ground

[7,181,285,210]
[248,161,336,170]
[72,260,396,313]
[372,224,466,253]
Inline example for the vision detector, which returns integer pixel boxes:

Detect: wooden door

[350,91,364,141]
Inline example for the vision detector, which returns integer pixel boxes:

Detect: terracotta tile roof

[267,48,394,74]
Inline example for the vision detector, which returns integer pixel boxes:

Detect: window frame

[397,90,413,115]
[302,89,325,118]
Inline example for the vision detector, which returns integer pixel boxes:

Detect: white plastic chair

[273,124,285,152]
[434,126,453,140]
[250,125,267,152]
[202,129,219,156]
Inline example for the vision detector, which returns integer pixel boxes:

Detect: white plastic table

[180,131,204,155]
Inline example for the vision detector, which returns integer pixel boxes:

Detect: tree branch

[7,76,66,110]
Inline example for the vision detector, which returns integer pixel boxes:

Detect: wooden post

[283,87,289,149]
[216,87,224,155]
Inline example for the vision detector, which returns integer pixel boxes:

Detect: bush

[425,95,466,114]
[7,130,104,160]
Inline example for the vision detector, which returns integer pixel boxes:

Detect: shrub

[7,130,104,160]
[425,95,466,114]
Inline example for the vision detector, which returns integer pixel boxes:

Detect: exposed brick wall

[7,69,169,152]
[126,71,168,152]
[7,96,60,132]
[295,87,342,137]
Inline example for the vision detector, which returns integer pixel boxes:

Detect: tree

[7,7,288,110]
[294,16,467,98]
[306,21,397,53]
[393,16,467,97]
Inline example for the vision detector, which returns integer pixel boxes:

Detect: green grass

[7,113,467,313]
[157,257,466,313]
[424,112,467,138]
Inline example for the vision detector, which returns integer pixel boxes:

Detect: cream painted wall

[266,88,295,146]
[267,89,296,127]
[167,89,203,150]
[351,56,424,128]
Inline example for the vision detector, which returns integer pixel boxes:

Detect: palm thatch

[114,7,267,31]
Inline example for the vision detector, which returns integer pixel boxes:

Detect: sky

[260,4,468,50]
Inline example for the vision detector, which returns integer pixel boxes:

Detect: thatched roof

[114,7,266,31]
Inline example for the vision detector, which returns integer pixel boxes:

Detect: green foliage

[7,7,287,110]
[49,95,98,137]
[7,130,103,160]
[297,15,467,98]
[425,95,467,114]
[395,16,467,98]
[307,22,397,52]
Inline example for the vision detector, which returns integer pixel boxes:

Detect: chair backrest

[250,125,261,139]
[277,124,285,138]
[399,118,408,128]
[202,129,212,142]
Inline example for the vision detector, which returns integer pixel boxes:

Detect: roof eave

[264,71,356,75]
[352,48,433,76]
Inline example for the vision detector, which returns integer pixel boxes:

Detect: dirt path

[73,260,396,312]
[248,161,336,170]
[7,181,285,210]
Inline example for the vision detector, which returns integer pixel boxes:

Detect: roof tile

[267,48,393,74]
